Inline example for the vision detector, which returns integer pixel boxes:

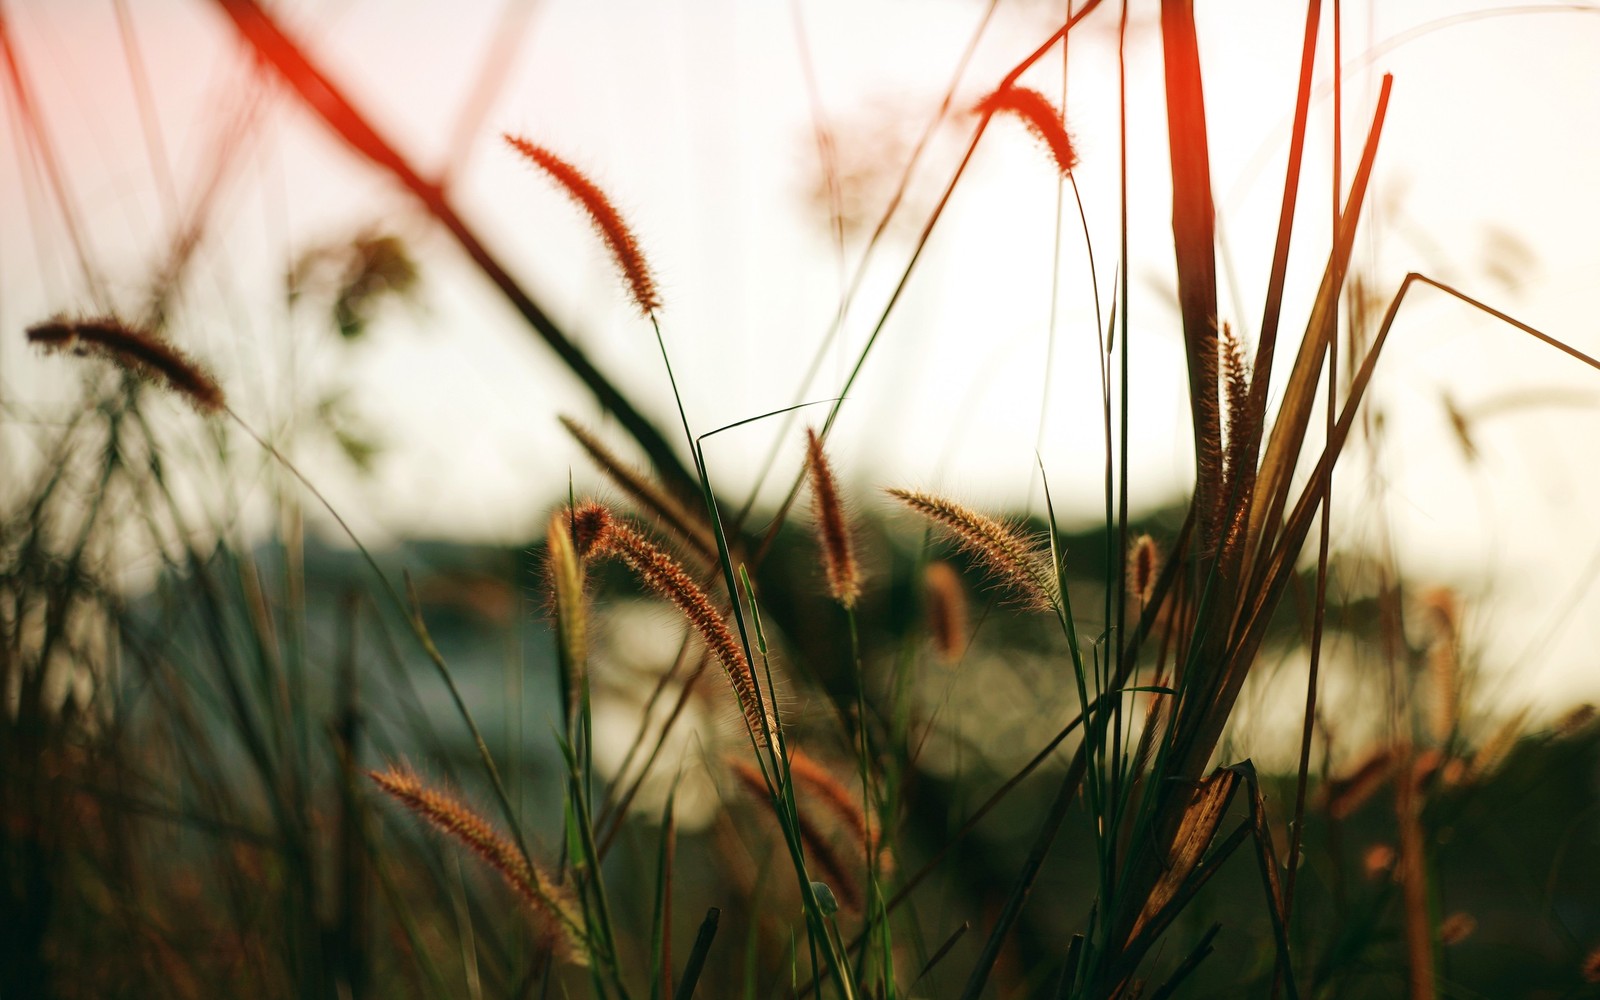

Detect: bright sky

[3,0,1600,708]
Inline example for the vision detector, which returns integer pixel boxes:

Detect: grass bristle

[27,316,225,415]
[503,135,661,316]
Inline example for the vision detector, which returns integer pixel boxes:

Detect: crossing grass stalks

[7,2,1600,998]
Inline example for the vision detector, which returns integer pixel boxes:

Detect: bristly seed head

[726,755,862,912]
[973,85,1079,175]
[573,500,775,745]
[1127,534,1160,605]
[1584,945,1600,984]
[26,316,225,415]
[886,487,1058,611]
[923,561,968,663]
[503,135,661,316]
[560,416,717,562]
[569,500,613,559]
[805,427,860,608]
[367,767,585,964]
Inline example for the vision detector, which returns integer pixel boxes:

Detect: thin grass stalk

[648,785,677,1000]
[1157,79,1394,828]
[957,507,1102,998]
[732,0,1005,537]
[332,592,368,998]
[561,416,717,563]
[211,0,702,503]
[1113,0,1134,889]
[728,565,858,999]
[1282,0,1344,957]
[842,605,892,994]
[219,409,540,917]
[751,2,1108,568]
[1236,0,1323,567]
[556,734,631,998]
[671,908,719,1000]
[595,650,710,859]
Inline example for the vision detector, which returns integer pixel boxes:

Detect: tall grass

[6,2,1600,998]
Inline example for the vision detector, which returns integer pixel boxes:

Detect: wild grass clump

[7,3,1600,999]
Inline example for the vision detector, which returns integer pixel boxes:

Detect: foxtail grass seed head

[1557,703,1597,736]
[1585,946,1600,984]
[27,316,225,414]
[1131,674,1171,779]
[368,768,585,964]
[1127,534,1160,605]
[1362,843,1397,880]
[560,415,716,561]
[1219,322,1258,524]
[886,488,1057,611]
[1419,586,1461,743]
[503,135,661,315]
[570,500,613,559]
[1438,912,1477,946]
[1426,639,1459,744]
[1468,709,1528,782]
[726,756,862,912]
[573,500,775,745]
[786,749,891,875]
[973,85,1078,175]
[923,561,968,663]
[546,511,588,718]
[805,428,860,608]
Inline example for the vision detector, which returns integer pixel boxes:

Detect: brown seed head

[787,749,891,876]
[560,416,716,561]
[805,428,860,608]
[578,502,774,745]
[503,135,661,316]
[726,756,862,912]
[546,511,589,719]
[367,767,584,963]
[1219,322,1257,518]
[570,500,613,559]
[1584,945,1600,983]
[1557,703,1597,736]
[1362,842,1397,880]
[1127,534,1160,605]
[1469,709,1529,782]
[886,488,1057,611]
[923,561,968,663]
[973,85,1078,175]
[27,316,225,414]
[1438,911,1477,946]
